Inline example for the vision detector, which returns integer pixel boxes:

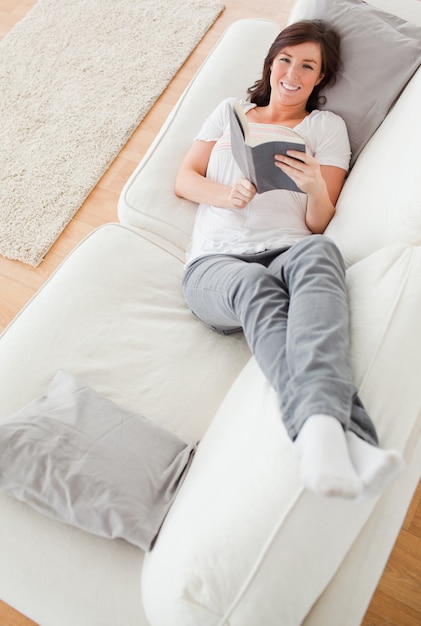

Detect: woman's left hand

[274,150,347,233]
[274,149,323,196]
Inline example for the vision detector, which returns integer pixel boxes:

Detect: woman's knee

[283,236,346,292]
[296,235,345,271]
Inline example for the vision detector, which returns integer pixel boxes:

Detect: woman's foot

[295,415,363,499]
[346,431,405,501]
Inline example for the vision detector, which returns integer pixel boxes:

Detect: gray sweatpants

[183,234,378,445]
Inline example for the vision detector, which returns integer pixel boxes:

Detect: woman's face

[269,41,324,108]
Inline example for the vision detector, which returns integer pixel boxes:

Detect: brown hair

[247,20,341,111]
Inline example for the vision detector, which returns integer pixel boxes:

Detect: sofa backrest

[325,66,421,267]
[289,0,421,265]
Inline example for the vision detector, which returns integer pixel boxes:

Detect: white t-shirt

[186,97,351,265]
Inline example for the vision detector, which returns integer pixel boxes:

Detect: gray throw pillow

[289,0,421,165]
[0,370,196,551]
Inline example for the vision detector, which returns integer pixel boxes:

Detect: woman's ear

[315,72,325,86]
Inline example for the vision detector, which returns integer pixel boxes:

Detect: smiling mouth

[281,82,300,92]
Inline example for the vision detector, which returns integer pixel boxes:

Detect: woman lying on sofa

[175,19,403,501]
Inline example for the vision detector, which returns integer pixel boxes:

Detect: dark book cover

[229,102,306,194]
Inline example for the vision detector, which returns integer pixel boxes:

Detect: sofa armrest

[117,19,280,252]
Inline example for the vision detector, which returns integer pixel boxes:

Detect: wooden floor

[1,0,420,624]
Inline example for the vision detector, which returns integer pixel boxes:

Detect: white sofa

[1,1,420,625]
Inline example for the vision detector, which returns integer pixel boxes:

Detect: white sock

[295,415,363,499]
[346,431,405,501]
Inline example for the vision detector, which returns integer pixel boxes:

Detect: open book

[229,100,306,194]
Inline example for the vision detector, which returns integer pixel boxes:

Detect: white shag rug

[0,0,223,266]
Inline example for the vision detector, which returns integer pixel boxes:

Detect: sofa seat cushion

[0,223,250,442]
[141,242,421,626]
[0,223,250,626]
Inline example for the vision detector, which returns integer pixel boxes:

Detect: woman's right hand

[175,140,256,209]
[228,178,257,208]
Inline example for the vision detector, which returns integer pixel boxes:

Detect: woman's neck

[247,103,309,127]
